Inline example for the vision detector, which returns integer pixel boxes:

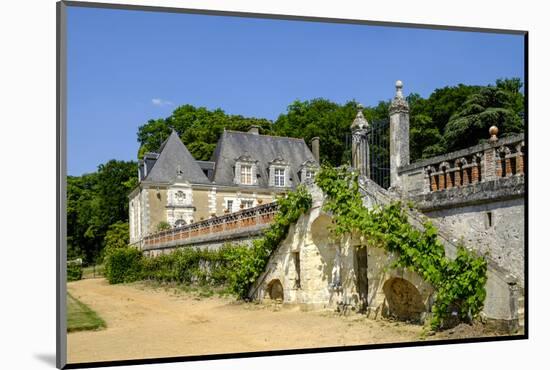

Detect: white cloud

[151,98,174,107]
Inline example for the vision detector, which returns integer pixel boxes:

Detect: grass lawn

[67,293,106,332]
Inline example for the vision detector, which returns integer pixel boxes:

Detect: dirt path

[66,279,459,364]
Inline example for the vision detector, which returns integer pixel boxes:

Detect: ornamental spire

[351,103,369,131]
[389,80,409,114]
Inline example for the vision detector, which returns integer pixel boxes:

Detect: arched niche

[382,277,426,322]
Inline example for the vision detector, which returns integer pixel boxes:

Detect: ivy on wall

[315,166,487,329]
[226,186,313,299]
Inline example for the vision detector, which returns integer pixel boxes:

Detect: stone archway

[382,277,425,322]
[266,279,284,301]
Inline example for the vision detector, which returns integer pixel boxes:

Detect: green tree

[443,80,524,151]
[272,99,357,165]
[137,105,272,160]
[104,221,130,252]
[67,160,137,264]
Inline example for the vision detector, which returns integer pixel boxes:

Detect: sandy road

[67,278,429,364]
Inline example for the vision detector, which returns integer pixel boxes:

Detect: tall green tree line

[67,160,137,264]
[136,78,524,164]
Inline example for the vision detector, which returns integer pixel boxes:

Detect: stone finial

[389,80,409,114]
[395,80,404,98]
[351,103,369,130]
[489,125,499,142]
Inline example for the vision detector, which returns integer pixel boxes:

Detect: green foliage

[67,263,83,281]
[141,246,236,286]
[135,79,523,167]
[137,104,273,160]
[315,166,487,329]
[67,160,137,264]
[104,247,143,284]
[104,221,130,252]
[156,221,171,232]
[226,186,313,298]
[444,79,524,151]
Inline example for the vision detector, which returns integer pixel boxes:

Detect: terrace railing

[141,202,279,250]
[398,133,525,195]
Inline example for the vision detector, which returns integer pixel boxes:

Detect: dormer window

[274,168,285,187]
[268,156,290,188]
[234,154,258,185]
[241,165,252,185]
[299,160,318,182]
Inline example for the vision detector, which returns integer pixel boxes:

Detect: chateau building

[128,127,319,243]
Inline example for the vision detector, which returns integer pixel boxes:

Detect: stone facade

[395,134,525,289]
[424,198,524,287]
[129,184,282,244]
[129,128,319,245]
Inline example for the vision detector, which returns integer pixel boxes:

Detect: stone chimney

[248,125,260,135]
[389,80,410,189]
[311,137,320,162]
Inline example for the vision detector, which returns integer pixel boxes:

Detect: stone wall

[423,197,524,287]
[249,182,520,331]
[250,186,434,321]
[394,133,525,289]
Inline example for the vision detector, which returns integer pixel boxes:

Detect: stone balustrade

[141,202,279,250]
[398,133,524,196]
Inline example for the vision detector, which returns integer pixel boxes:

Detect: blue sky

[67,6,524,176]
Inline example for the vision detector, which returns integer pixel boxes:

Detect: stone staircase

[358,176,522,332]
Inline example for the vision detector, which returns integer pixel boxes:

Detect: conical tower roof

[143,130,210,184]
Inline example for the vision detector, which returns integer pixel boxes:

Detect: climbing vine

[315,165,487,329]
[226,185,313,299]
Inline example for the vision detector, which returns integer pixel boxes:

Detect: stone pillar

[496,156,503,178]
[462,167,470,185]
[516,142,524,174]
[471,160,480,183]
[505,156,513,176]
[430,174,438,192]
[311,137,320,163]
[485,126,499,181]
[454,165,462,187]
[351,104,370,177]
[389,80,410,189]
[438,173,445,190]
[445,171,453,189]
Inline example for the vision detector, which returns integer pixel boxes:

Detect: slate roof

[210,130,317,188]
[142,130,211,185]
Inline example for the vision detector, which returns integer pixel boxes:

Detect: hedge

[104,247,143,284]
[67,264,83,281]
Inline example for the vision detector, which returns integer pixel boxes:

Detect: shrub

[104,247,143,284]
[67,264,83,281]
[140,245,236,286]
